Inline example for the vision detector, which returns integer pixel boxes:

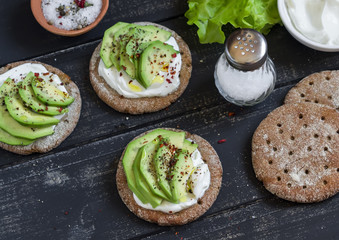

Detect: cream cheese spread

[98,37,182,98]
[0,63,68,122]
[285,0,339,45]
[133,148,211,213]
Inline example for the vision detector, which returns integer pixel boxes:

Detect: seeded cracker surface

[252,103,339,203]
[0,61,81,155]
[89,22,192,114]
[116,128,223,225]
[284,70,339,110]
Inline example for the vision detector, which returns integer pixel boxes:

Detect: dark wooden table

[0,1,338,239]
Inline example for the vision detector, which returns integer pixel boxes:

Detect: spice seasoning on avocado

[41,0,102,31]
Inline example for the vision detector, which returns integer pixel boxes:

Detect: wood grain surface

[0,0,338,239]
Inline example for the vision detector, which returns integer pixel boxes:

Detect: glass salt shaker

[214,29,276,106]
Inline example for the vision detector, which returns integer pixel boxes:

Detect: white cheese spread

[133,148,211,213]
[98,37,182,98]
[285,0,339,45]
[0,63,68,123]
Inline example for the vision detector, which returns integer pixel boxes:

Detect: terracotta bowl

[31,0,109,37]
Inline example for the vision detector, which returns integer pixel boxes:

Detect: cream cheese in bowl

[278,0,339,51]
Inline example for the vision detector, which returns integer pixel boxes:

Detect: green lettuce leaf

[185,0,282,44]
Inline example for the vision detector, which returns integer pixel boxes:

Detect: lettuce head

[185,0,282,44]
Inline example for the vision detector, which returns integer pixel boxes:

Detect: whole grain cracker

[0,61,81,155]
[89,22,192,115]
[252,103,339,203]
[116,128,223,226]
[284,70,339,110]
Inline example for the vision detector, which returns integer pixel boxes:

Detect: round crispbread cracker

[252,103,339,203]
[89,22,192,115]
[284,70,339,110]
[116,128,222,226]
[0,61,81,155]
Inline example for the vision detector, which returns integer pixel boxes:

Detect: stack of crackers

[252,71,339,203]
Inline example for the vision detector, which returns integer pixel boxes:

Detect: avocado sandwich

[89,22,192,114]
[116,128,222,225]
[0,61,81,155]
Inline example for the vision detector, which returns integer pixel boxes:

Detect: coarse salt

[216,54,274,102]
[42,0,102,31]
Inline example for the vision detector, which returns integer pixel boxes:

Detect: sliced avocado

[182,139,198,155]
[5,92,59,126]
[170,150,194,203]
[138,24,172,39]
[153,138,173,199]
[133,42,152,81]
[100,22,130,68]
[120,52,136,79]
[117,25,168,79]
[124,25,171,81]
[18,72,68,116]
[133,146,163,208]
[139,137,171,201]
[0,127,34,146]
[126,25,172,59]
[31,77,74,107]
[110,24,137,71]
[105,23,172,82]
[122,128,185,205]
[0,78,17,98]
[0,101,54,140]
[118,27,143,79]
[139,40,179,88]
[126,37,143,64]
[167,131,186,148]
[129,148,150,204]
[152,132,185,199]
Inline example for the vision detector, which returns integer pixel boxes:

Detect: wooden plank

[0,3,338,238]
[0,63,289,166]
[0,84,337,239]
[146,197,339,240]
[2,17,339,164]
[0,85,299,239]
[267,26,339,84]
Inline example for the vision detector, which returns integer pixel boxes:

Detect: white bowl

[277,0,339,52]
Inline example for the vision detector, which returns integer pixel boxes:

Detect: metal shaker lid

[225,29,268,71]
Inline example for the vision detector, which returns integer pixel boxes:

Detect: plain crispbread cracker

[116,128,222,226]
[284,70,339,110]
[89,22,192,115]
[0,61,81,155]
[252,103,339,203]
